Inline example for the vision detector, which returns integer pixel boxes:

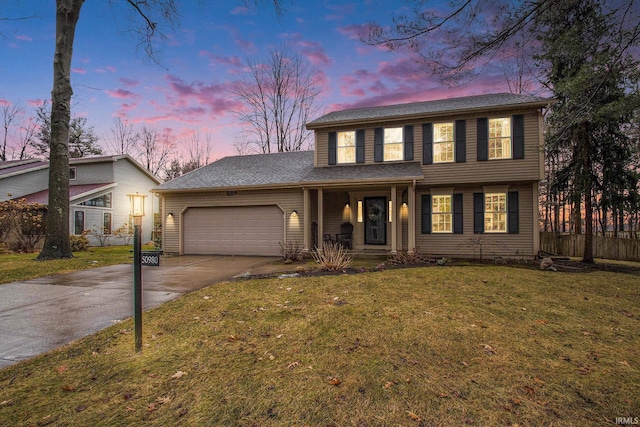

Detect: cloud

[72,68,87,74]
[324,3,356,20]
[0,99,10,107]
[230,6,250,15]
[27,99,45,107]
[119,77,139,88]
[281,33,332,67]
[106,88,140,100]
[199,50,243,68]
[16,35,32,41]
[337,24,372,40]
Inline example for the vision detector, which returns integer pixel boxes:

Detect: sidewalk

[0,255,292,369]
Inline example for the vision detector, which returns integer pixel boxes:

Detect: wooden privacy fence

[540,232,640,262]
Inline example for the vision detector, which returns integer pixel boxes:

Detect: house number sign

[141,251,162,266]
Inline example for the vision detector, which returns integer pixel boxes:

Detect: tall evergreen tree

[537,0,640,262]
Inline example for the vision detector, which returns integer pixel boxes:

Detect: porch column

[408,184,416,254]
[303,187,311,251]
[317,188,324,249]
[391,184,397,255]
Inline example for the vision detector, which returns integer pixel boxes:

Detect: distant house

[155,93,550,258]
[0,155,160,245]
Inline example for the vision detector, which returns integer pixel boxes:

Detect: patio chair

[336,222,354,249]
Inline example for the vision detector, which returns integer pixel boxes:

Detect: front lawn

[0,265,638,426]
[0,246,153,285]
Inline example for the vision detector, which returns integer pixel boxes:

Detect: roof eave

[306,99,553,130]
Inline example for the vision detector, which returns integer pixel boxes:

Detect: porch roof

[301,161,423,186]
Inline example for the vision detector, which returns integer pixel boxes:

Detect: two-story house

[155,93,550,258]
[0,155,160,245]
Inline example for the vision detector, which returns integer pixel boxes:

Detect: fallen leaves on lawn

[156,396,172,405]
[170,371,186,379]
[407,411,422,422]
[327,377,342,386]
[56,365,68,374]
[61,384,76,392]
[482,344,496,355]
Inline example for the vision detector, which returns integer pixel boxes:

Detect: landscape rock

[540,257,557,271]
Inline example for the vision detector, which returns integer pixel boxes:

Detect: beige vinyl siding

[415,183,537,258]
[313,109,543,185]
[162,188,304,255]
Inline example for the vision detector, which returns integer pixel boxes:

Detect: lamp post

[128,192,146,352]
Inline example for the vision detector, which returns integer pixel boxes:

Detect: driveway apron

[0,255,282,369]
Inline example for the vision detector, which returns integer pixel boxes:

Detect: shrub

[114,223,133,245]
[0,199,46,253]
[88,226,111,247]
[70,232,90,252]
[312,241,352,271]
[279,240,304,263]
[387,248,434,265]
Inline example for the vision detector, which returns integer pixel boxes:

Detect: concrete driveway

[0,255,288,369]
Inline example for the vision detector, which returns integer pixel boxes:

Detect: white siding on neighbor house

[0,168,49,201]
[72,162,115,185]
[414,182,537,258]
[112,160,158,242]
[162,189,304,255]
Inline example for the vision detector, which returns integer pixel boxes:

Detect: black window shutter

[404,125,414,161]
[422,123,433,165]
[356,129,365,163]
[473,192,484,234]
[477,118,488,161]
[374,128,383,162]
[508,191,519,234]
[328,132,337,165]
[453,193,463,234]
[455,120,466,163]
[421,194,432,234]
[512,114,525,159]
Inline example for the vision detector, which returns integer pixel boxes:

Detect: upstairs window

[69,167,77,180]
[383,127,403,161]
[488,118,511,159]
[337,131,356,164]
[79,193,112,208]
[433,123,454,163]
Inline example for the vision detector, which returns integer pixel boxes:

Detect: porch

[301,184,417,255]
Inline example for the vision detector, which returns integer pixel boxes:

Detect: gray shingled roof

[156,151,424,191]
[307,93,550,127]
[302,161,423,184]
[158,151,315,191]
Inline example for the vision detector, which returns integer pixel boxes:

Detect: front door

[364,197,386,245]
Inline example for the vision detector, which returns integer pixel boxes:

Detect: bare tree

[106,117,139,156]
[231,46,322,154]
[0,0,284,259]
[15,115,38,160]
[138,126,173,177]
[1,102,23,161]
[181,131,213,173]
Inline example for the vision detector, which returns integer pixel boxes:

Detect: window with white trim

[432,195,452,233]
[74,210,85,235]
[103,212,112,235]
[484,193,507,232]
[79,192,112,208]
[69,167,77,180]
[433,123,454,163]
[489,118,511,159]
[383,127,403,161]
[337,131,356,164]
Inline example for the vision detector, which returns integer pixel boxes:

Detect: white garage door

[183,206,284,256]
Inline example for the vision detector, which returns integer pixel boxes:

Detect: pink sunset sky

[0,0,531,165]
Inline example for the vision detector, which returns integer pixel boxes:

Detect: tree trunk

[580,123,594,264]
[37,0,85,260]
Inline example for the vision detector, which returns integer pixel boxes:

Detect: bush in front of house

[279,240,304,263]
[312,241,352,271]
[0,199,46,253]
[70,232,90,252]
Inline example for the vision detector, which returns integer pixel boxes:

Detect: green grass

[0,265,638,426]
[0,245,154,285]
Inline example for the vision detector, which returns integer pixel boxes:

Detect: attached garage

[182,205,284,256]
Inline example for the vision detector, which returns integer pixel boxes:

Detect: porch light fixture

[167,212,174,218]
[344,192,350,208]
[291,210,298,216]
[388,200,393,223]
[402,190,408,207]
[357,200,363,223]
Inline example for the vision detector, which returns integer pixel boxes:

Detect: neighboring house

[0,155,160,245]
[155,93,550,258]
